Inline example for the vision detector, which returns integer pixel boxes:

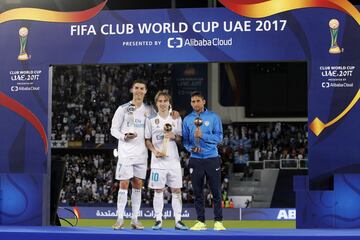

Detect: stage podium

[295,174,360,228]
[0,174,45,225]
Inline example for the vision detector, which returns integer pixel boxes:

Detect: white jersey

[145,114,182,169]
[111,101,153,165]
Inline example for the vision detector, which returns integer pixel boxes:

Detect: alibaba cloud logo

[167,37,183,48]
[322,82,330,88]
[11,86,19,92]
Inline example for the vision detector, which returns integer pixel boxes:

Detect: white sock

[172,192,182,223]
[131,188,142,221]
[116,189,128,221]
[153,191,164,222]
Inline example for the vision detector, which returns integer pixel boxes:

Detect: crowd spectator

[221,122,307,164]
[57,148,230,207]
[219,122,308,171]
[52,64,172,145]
[57,122,307,206]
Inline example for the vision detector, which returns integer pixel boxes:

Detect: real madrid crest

[155,118,160,125]
[204,121,210,126]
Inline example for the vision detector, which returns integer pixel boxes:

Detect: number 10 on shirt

[151,172,159,182]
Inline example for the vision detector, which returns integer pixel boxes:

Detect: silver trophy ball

[127,103,136,113]
[194,117,203,127]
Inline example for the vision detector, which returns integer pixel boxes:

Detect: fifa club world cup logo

[328,19,343,54]
[18,27,29,61]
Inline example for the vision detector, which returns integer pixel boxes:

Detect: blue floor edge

[1,226,360,240]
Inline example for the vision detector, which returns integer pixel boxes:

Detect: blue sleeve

[202,114,223,144]
[182,118,192,152]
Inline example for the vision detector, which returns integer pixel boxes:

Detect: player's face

[131,83,147,101]
[191,96,205,113]
[156,95,170,113]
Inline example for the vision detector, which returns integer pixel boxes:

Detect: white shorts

[115,162,147,180]
[148,168,182,189]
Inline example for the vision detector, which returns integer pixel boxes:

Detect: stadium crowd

[52,64,172,145]
[57,121,307,206]
[57,150,231,207]
[220,122,308,165]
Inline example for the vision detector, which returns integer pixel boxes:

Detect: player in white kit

[111,79,153,230]
[145,91,188,230]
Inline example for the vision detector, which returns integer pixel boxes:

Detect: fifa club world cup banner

[0,0,359,227]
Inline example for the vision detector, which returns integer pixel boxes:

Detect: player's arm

[175,135,182,145]
[110,106,126,141]
[145,117,164,157]
[164,121,180,143]
[202,114,223,145]
[174,117,183,145]
[182,118,192,152]
[145,139,165,158]
[145,138,156,153]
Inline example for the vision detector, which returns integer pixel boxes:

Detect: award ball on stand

[193,117,203,150]
[18,27,29,61]
[126,104,136,134]
[328,19,342,54]
[161,123,173,156]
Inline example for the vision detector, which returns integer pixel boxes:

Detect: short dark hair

[131,79,147,89]
[191,91,205,99]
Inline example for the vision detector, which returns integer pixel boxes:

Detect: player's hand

[191,147,201,153]
[171,110,180,119]
[164,131,176,140]
[125,133,137,141]
[194,128,202,138]
[154,150,166,158]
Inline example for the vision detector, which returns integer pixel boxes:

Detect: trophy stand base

[329,46,342,54]
[18,53,29,61]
